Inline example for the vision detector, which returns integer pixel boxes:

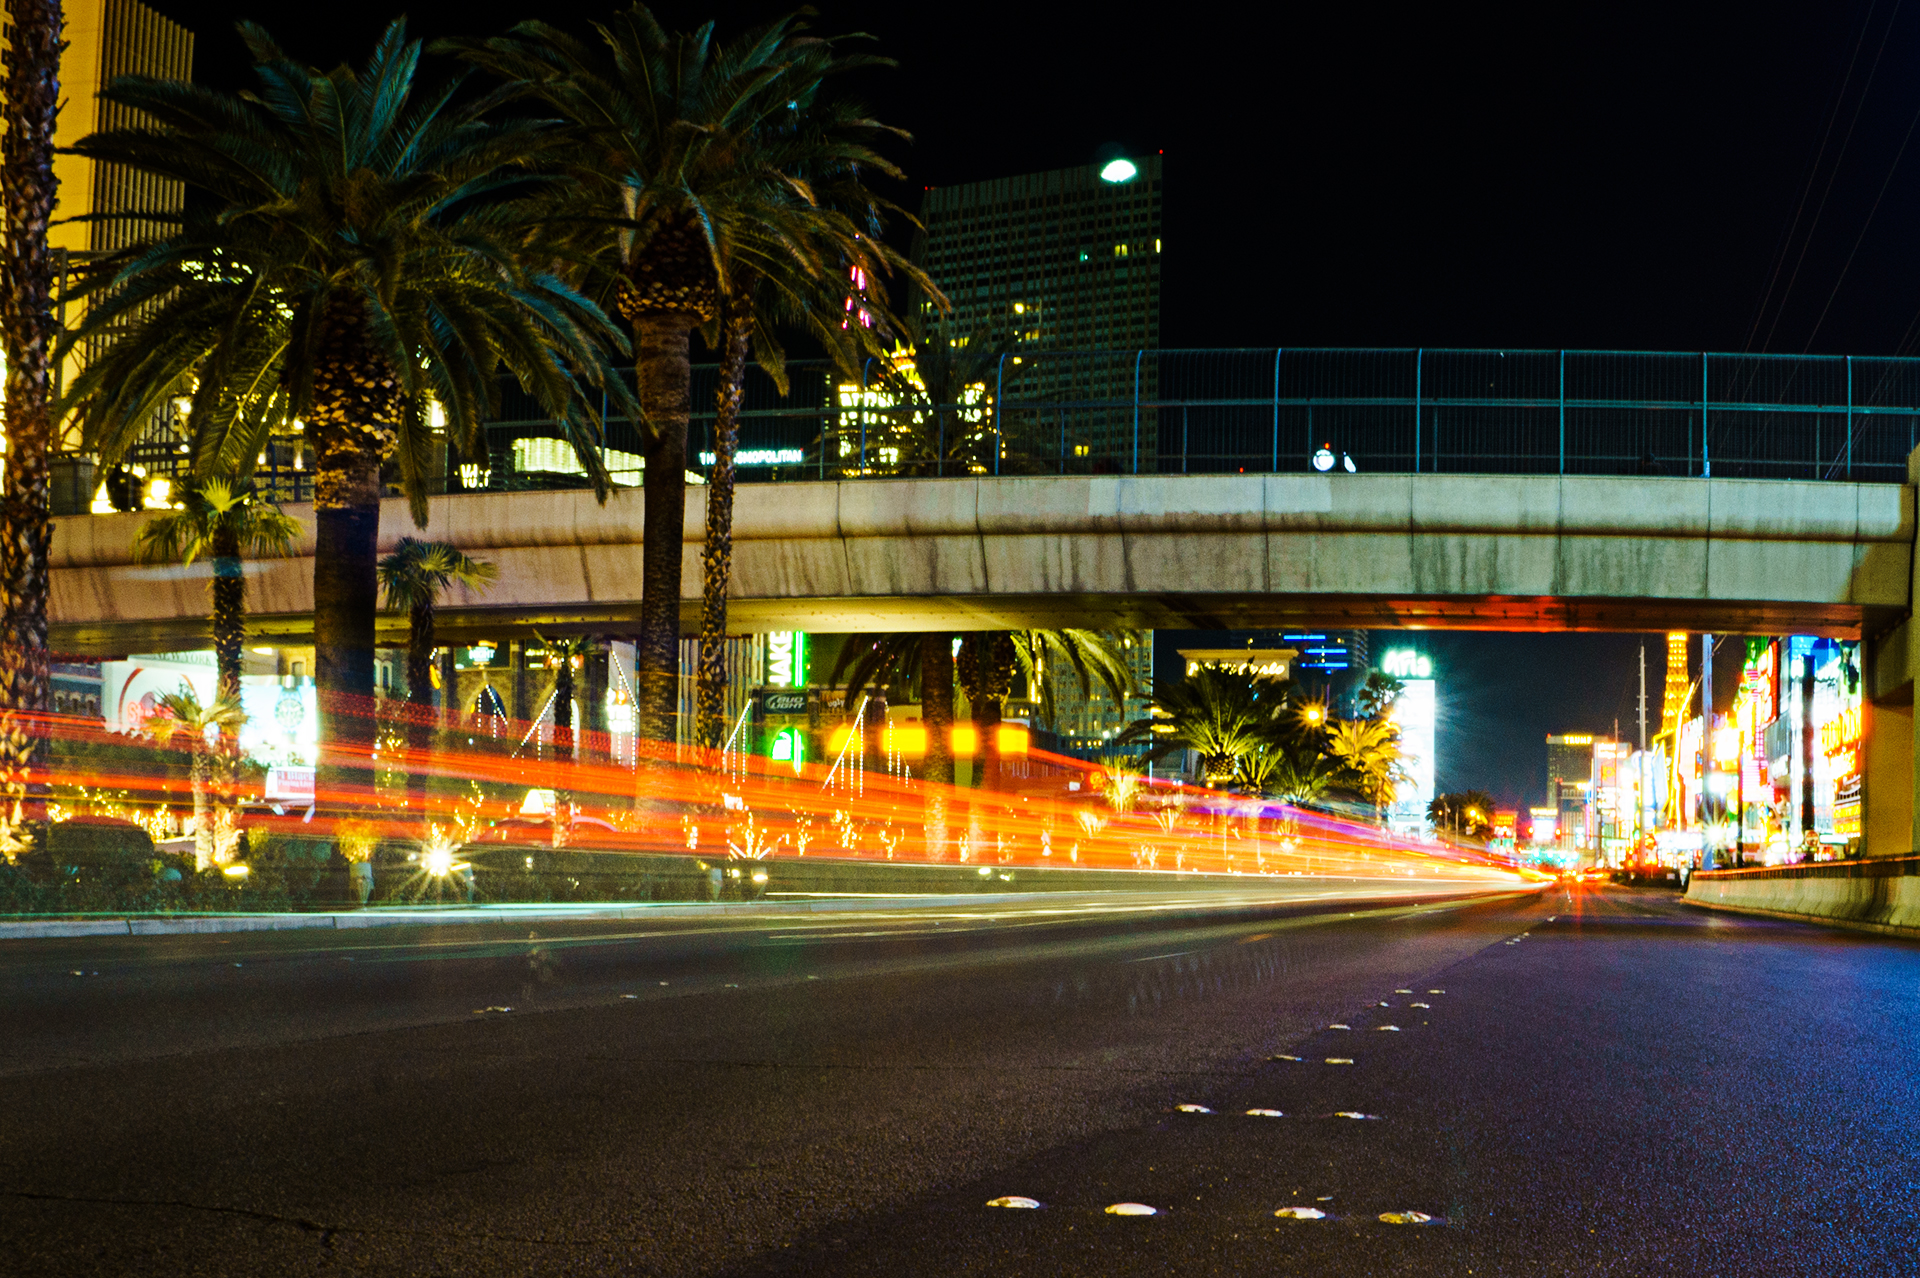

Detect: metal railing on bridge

[106,348,1920,508]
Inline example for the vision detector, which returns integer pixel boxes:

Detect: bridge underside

[50,592,1886,656]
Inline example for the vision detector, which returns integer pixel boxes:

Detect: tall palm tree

[830,629,958,859]
[378,538,496,814]
[59,20,630,814]
[133,478,303,703]
[147,683,246,871]
[830,630,957,788]
[446,6,929,749]
[0,0,63,861]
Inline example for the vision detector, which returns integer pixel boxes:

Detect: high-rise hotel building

[15,0,194,464]
[915,158,1162,740]
[914,154,1161,353]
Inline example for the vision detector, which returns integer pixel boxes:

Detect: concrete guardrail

[1686,854,1920,939]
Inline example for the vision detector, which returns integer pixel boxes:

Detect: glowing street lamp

[1100,158,1138,183]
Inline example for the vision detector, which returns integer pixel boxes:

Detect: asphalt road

[3,881,1916,1276]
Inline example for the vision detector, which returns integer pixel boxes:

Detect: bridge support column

[1863,674,1911,859]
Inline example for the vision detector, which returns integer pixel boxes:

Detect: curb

[0,881,1533,941]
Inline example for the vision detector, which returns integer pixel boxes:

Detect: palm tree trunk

[919,632,954,860]
[696,302,751,753]
[209,525,244,854]
[210,527,245,700]
[633,312,696,751]
[310,296,399,822]
[973,694,1003,791]
[0,0,61,862]
[190,746,212,873]
[406,598,434,823]
[553,655,575,843]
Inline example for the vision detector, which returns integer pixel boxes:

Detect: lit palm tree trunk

[632,313,696,750]
[695,303,751,752]
[189,741,212,871]
[405,596,435,822]
[0,0,61,859]
[552,650,575,842]
[210,522,244,859]
[310,298,399,820]
[919,632,954,859]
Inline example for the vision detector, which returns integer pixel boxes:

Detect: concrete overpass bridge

[50,470,1913,650]
[54,461,1920,861]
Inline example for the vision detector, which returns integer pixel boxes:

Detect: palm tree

[1119,665,1289,787]
[830,631,958,788]
[378,538,497,814]
[532,632,595,759]
[868,319,1003,476]
[133,478,303,704]
[1098,754,1146,814]
[1240,746,1337,806]
[0,0,62,862]
[1355,668,1407,721]
[1429,790,1496,840]
[446,6,929,749]
[59,21,630,814]
[1325,716,1410,819]
[146,683,246,871]
[1014,629,1137,734]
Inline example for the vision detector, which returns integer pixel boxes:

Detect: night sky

[140,0,1915,807]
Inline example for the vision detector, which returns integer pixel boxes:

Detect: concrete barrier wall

[1686,855,1920,938]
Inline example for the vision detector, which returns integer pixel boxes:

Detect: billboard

[1382,649,1435,833]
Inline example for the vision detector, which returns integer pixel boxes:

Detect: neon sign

[766,633,806,687]
[1381,649,1432,679]
[1820,705,1862,756]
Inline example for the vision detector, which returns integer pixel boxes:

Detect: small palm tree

[378,539,498,717]
[61,20,631,800]
[1429,790,1496,840]
[1355,669,1407,721]
[378,538,497,815]
[1239,746,1336,806]
[133,478,302,704]
[147,683,246,871]
[868,319,1003,476]
[532,632,595,758]
[1326,716,1411,819]
[1120,665,1288,786]
[1098,754,1146,814]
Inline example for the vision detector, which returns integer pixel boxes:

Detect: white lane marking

[986,1196,1042,1209]
[1127,950,1196,963]
[1106,1202,1157,1216]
